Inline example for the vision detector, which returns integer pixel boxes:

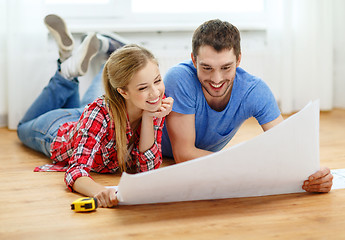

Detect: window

[44,0,126,18]
[44,0,266,32]
[132,0,264,13]
[128,0,266,31]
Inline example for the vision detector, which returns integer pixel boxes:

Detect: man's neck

[203,86,232,112]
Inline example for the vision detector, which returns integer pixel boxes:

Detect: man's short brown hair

[192,19,241,60]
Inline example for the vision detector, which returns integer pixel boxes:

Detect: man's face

[192,45,241,103]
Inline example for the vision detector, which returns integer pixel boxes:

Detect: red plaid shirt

[34,96,164,191]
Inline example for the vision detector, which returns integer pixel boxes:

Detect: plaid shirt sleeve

[135,116,165,172]
[64,102,110,191]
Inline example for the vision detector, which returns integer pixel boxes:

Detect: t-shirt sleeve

[246,80,281,125]
[164,65,197,115]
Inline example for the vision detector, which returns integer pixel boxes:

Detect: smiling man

[161,19,333,193]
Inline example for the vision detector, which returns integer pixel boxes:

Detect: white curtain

[0,0,7,127]
[2,0,104,129]
[266,0,340,114]
[4,0,50,129]
[333,0,345,108]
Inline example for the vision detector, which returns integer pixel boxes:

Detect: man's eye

[203,67,212,71]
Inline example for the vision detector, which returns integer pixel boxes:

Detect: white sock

[97,35,110,54]
[59,33,99,80]
[60,61,77,80]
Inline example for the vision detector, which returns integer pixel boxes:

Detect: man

[162,19,332,193]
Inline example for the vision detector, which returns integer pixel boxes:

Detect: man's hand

[302,166,333,193]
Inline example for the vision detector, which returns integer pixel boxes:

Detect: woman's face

[119,60,165,113]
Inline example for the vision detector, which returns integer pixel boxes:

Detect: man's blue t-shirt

[162,60,281,158]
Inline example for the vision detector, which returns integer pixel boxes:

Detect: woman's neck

[126,102,143,127]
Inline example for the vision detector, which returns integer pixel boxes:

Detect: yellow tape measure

[71,197,98,212]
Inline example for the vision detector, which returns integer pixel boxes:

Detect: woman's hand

[139,97,173,153]
[94,188,118,208]
[151,97,174,118]
[302,166,333,193]
[73,177,118,208]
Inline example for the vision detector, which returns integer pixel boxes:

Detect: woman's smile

[147,97,160,104]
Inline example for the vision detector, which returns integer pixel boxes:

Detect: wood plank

[1,109,345,239]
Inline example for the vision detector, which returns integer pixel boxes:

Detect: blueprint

[331,169,345,190]
[114,101,321,205]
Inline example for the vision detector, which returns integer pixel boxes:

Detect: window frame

[44,0,128,18]
[44,0,267,33]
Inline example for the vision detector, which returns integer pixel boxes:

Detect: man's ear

[236,53,242,67]
[191,53,197,68]
[117,87,129,99]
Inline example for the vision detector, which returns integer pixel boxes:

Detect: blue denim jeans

[17,64,104,157]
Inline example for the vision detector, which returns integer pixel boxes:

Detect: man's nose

[212,70,222,83]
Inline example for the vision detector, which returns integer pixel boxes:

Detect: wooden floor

[1,109,345,239]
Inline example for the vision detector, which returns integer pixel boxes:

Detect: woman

[17,34,173,208]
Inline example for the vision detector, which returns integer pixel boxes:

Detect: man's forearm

[173,146,212,163]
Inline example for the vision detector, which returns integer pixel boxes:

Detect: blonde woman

[18,34,173,207]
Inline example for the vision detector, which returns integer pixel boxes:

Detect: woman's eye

[139,87,147,91]
[154,79,162,84]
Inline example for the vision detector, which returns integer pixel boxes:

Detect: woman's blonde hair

[102,44,158,172]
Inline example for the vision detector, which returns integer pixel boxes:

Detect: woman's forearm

[72,176,106,197]
[138,113,155,153]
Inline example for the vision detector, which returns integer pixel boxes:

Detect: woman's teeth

[147,97,160,104]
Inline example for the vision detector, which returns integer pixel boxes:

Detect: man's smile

[210,82,224,89]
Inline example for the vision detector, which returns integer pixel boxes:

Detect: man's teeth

[147,97,159,103]
[210,83,223,88]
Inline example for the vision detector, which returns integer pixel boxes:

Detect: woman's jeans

[17,66,104,157]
